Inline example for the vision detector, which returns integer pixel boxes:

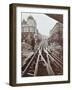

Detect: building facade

[22,16,38,34]
[48,22,63,46]
[21,16,39,47]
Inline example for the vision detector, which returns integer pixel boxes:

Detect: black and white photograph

[9,3,70,86]
[21,13,63,77]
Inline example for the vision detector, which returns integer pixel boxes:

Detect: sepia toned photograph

[21,13,63,77]
[10,3,70,86]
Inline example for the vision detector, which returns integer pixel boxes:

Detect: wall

[0,0,72,90]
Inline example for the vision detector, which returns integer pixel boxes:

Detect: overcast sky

[22,13,57,37]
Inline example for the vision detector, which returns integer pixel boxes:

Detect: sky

[22,13,57,37]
